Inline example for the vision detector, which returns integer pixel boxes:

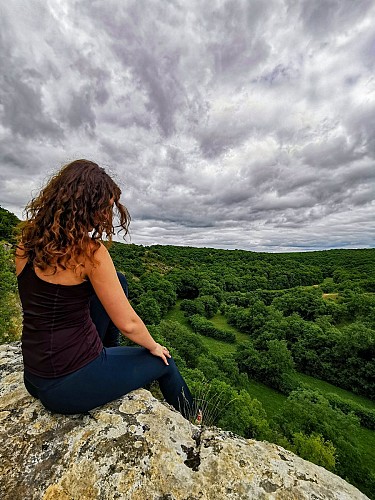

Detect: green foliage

[339,291,375,327]
[168,270,200,299]
[217,388,272,440]
[272,288,327,321]
[0,244,21,343]
[235,339,297,394]
[198,280,223,303]
[225,300,269,334]
[109,243,375,396]
[291,432,336,471]
[325,392,375,430]
[140,273,177,312]
[124,276,145,302]
[197,295,219,319]
[185,376,272,440]
[274,388,375,493]
[188,314,236,343]
[196,356,221,380]
[319,277,337,293]
[149,320,208,368]
[291,320,374,398]
[180,298,205,317]
[0,206,20,243]
[109,242,146,277]
[209,354,249,387]
[133,292,162,325]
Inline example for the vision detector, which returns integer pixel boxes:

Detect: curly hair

[18,159,130,272]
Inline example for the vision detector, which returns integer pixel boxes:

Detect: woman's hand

[149,343,171,366]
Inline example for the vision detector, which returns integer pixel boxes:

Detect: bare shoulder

[93,241,111,263]
[95,241,110,256]
[86,241,114,277]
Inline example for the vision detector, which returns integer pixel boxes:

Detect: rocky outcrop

[0,343,369,500]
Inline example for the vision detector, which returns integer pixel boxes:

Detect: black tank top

[17,261,103,377]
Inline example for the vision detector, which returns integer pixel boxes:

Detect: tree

[168,271,200,299]
[292,432,336,472]
[180,299,205,317]
[0,206,20,243]
[198,295,219,319]
[235,340,297,393]
[225,301,269,335]
[272,288,326,321]
[217,389,272,440]
[134,293,161,325]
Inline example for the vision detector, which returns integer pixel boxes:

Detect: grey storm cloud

[0,0,374,252]
[297,0,374,38]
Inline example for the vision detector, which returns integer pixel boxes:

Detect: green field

[164,300,191,327]
[244,378,287,417]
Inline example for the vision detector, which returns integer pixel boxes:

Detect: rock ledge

[0,343,369,499]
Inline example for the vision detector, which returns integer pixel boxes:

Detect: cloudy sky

[0,0,374,252]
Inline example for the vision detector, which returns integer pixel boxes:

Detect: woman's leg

[36,347,194,418]
[90,272,129,347]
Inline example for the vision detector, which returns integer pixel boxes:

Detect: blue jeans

[24,273,194,418]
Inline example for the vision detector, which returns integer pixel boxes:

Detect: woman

[15,159,194,417]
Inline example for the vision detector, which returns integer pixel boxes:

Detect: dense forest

[1,205,374,498]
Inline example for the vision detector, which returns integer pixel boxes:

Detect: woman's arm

[87,243,170,364]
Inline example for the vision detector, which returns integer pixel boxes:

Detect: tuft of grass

[179,380,238,428]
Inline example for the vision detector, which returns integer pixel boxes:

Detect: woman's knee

[161,356,181,377]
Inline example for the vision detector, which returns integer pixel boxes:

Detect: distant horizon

[112,237,375,254]
[120,241,375,254]
[1,203,373,255]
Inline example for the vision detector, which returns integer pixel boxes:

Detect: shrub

[188,314,236,343]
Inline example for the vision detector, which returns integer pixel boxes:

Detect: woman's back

[18,261,102,378]
[15,250,89,285]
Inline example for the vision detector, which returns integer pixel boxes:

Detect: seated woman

[15,159,194,417]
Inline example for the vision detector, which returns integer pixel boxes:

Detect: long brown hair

[18,159,130,272]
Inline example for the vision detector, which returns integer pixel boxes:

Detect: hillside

[109,242,375,498]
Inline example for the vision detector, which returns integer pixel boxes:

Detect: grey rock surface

[0,343,369,499]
